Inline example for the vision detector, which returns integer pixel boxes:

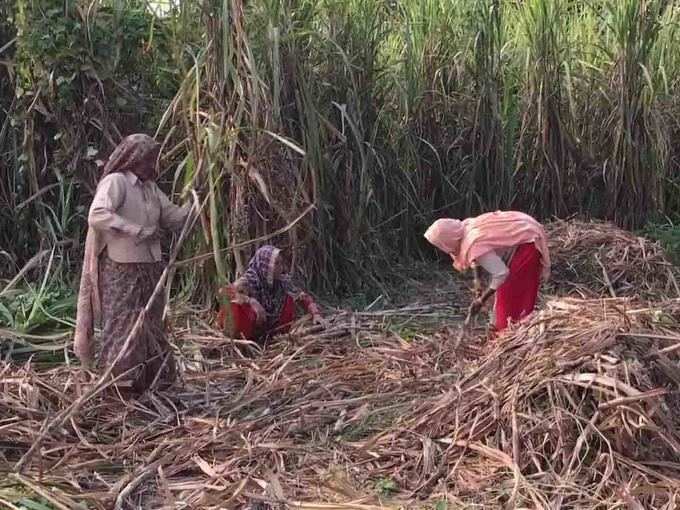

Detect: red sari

[216,245,320,341]
[217,286,318,340]
[493,243,542,331]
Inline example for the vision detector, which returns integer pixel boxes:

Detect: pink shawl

[425,211,551,280]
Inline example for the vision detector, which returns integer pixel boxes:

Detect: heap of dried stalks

[546,220,680,300]
[374,297,680,507]
[2,296,680,508]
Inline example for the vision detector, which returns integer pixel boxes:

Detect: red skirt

[219,295,297,340]
[493,243,542,331]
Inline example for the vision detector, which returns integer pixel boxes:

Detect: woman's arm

[468,251,509,317]
[227,277,250,303]
[226,278,266,327]
[473,265,483,298]
[296,292,320,315]
[88,174,145,236]
[158,188,192,231]
[295,291,324,324]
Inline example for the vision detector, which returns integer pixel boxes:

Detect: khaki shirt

[88,171,190,263]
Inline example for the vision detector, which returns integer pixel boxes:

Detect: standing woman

[424,211,550,332]
[74,134,191,394]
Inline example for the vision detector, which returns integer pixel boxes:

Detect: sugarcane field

[3,1,680,509]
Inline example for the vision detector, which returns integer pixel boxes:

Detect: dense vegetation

[3,4,680,507]
[1,0,679,307]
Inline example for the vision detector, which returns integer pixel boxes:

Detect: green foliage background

[1,0,680,304]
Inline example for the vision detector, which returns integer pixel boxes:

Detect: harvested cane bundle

[374,297,680,507]
[545,220,680,300]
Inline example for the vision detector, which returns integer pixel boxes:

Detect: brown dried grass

[1,296,680,508]
[546,219,680,300]
[3,222,680,508]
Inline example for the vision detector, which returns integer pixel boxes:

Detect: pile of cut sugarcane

[546,219,680,300]
[2,221,680,509]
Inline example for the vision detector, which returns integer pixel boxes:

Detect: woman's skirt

[493,243,542,331]
[99,256,175,393]
[218,294,297,341]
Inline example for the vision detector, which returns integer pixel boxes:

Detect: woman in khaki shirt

[74,134,190,394]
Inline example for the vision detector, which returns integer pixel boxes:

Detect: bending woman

[424,211,550,332]
[74,134,191,393]
[217,245,322,341]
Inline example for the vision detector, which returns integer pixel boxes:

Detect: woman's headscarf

[101,133,160,181]
[424,219,464,254]
[74,134,160,367]
[424,211,551,280]
[242,245,292,329]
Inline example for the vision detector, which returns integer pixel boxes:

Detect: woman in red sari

[424,211,550,332]
[216,245,322,341]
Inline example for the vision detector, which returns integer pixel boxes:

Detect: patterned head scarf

[242,245,292,328]
[102,133,160,181]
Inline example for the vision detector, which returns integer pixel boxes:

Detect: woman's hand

[467,298,484,318]
[250,298,266,327]
[223,280,250,304]
[466,287,496,325]
[135,225,159,244]
[312,313,328,328]
[465,298,484,327]
[229,290,250,305]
